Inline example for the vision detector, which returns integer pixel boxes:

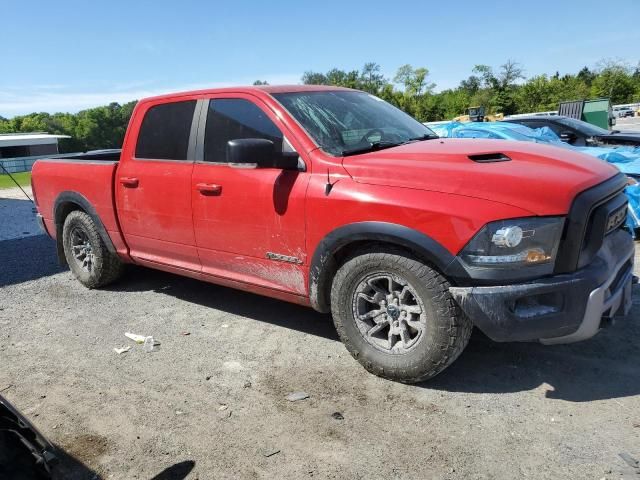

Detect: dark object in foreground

[0,394,56,479]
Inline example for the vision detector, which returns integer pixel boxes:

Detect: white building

[0,132,70,173]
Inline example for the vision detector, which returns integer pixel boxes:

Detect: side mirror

[559,131,576,143]
[226,138,299,170]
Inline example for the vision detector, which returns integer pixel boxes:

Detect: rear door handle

[119,177,139,188]
[196,183,222,195]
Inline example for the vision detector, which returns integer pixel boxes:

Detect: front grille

[554,173,627,274]
[605,203,627,234]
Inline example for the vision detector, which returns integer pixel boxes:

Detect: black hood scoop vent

[468,152,511,163]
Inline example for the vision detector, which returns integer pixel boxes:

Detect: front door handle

[119,177,139,188]
[196,183,222,196]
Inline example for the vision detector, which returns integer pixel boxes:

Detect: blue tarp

[429,121,640,234]
[429,121,640,175]
[625,184,640,232]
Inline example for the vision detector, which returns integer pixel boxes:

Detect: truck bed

[51,149,122,162]
[31,154,125,252]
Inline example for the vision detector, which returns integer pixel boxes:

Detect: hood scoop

[468,152,511,163]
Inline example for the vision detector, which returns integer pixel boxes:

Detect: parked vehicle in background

[31,86,634,382]
[504,115,640,147]
[614,106,636,118]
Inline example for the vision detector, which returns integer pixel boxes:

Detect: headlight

[460,217,564,270]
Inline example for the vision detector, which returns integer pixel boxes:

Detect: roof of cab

[138,84,354,104]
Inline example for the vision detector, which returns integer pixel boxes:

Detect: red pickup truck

[31,85,634,382]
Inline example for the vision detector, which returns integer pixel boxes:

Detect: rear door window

[203,99,283,163]
[135,100,196,160]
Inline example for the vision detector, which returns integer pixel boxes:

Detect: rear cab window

[135,100,196,160]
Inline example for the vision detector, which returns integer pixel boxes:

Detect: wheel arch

[309,222,457,313]
[53,191,117,265]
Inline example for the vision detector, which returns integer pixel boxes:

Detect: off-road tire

[330,249,472,383]
[62,210,124,288]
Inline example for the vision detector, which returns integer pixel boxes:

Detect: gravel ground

[1,191,639,479]
[614,116,640,132]
[0,185,39,241]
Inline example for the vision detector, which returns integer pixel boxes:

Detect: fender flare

[53,191,117,264]
[308,221,458,313]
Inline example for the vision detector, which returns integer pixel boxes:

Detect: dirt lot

[1,188,639,479]
[614,116,640,132]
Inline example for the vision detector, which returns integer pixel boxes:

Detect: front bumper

[449,229,634,343]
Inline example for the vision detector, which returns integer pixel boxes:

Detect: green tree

[393,65,434,96]
[359,62,386,94]
[591,60,636,103]
[301,71,328,85]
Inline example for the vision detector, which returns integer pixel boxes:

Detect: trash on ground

[222,361,243,371]
[619,452,639,469]
[261,448,280,458]
[175,410,184,415]
[221,324,229,328]
[113,346,131,355]
[243,380,252,388]
[144,336,160,352]
[218,404,228,411]
[286,392,309,402]
[181,331,190,336]
[331,412,344,420]
[125,332,147,344]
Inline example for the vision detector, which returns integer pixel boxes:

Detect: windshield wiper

[405,133,439,142]
[341,134,439,156]
[341,141,402,156]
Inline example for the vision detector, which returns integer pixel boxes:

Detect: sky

[2,0,639,117]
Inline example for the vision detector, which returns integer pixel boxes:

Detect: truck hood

[342,138,619,215]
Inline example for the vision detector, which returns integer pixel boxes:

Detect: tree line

[0,101,136,153]
[301,59,640,122]
[1,60,639,153]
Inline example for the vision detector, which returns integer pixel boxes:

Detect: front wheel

[330,250,472,383]
[62,210,124,288]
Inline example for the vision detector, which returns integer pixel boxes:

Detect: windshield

[273,91,437,156]
[556,117,610,136]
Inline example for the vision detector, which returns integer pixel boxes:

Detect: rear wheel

[62,210,124,288]
[330,249,472,383]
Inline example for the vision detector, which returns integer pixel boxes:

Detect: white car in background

[614,106,636,118]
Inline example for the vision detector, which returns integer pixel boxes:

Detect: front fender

[308,221,458,313]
